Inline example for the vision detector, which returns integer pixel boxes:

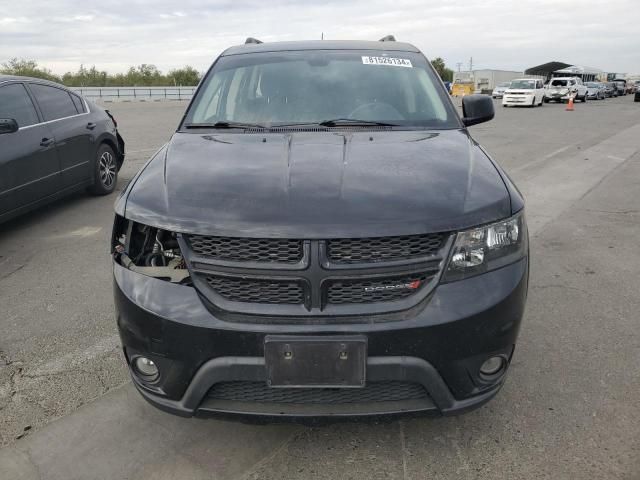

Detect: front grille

[326,273,431,305]
[186,233,449,317]
[188,235,303,264]
[203,275,305,304]
[207,381,428,404]
[327,234,445,264]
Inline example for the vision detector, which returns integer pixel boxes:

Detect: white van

[502,79,545,107]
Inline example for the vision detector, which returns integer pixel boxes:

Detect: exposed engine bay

[113,220,190,284]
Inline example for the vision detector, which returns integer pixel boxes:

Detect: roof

[0,75,65,88]
[0,74,28,83]
[524,61,572,76]
[554,65,603,75]
[222,40,420,56]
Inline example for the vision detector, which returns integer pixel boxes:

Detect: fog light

[133,356,159,380]
[480,356,505,376]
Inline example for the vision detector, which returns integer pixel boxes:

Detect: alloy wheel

[99,151,117,188]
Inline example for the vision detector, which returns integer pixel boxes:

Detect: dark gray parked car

[0,75,125,223]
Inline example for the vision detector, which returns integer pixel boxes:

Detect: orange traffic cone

[566,95,575,111]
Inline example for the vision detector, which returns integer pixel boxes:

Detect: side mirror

[0,118,19,135]
[461,95,494,127]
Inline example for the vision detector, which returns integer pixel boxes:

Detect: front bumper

[502,94,534,105]
[546,91,572,101]
[114,257,528,419]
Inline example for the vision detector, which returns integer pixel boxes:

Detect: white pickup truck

[545,77,589,103]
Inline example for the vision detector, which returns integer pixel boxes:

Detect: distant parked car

[545,77,588,103]
[502,78,545,107]
[635,88,640,102]
[0,75,125,224]
[613,79,626,96]
[601,82,616,98]
[585,82,605,100]
[492,81,511,99]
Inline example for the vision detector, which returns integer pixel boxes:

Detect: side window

[29,84,78,121]
[70,93,86,113]
[0,83,39,128]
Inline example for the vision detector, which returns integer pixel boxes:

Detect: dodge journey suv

[112,37,528,419]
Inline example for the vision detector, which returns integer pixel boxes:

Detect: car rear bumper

[114,256,528,419]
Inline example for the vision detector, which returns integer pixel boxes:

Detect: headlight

[443,212,527,282]
[112,216,190,284]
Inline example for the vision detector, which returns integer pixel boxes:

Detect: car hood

[122,130,512,238]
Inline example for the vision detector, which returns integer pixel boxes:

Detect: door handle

[86,122,96,130]
[40,137,55,147]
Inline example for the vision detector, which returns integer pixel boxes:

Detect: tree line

[0,58,201,86]
[430,57,454,82]
[1,56,455,86]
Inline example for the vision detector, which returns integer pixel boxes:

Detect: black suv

[112,38,528,418]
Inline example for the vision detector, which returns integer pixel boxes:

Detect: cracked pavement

[1,98,639,478]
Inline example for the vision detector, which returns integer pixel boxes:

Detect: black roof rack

[245,37,263,45]
[379,35,396,42]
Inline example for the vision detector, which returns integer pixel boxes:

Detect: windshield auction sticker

[361,56,412,67]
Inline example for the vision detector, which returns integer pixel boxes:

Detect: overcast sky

[1,0,638,75]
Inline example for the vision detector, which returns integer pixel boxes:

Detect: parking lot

[1,96,639,479]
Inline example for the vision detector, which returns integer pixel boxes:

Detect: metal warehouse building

[525,62,605,82]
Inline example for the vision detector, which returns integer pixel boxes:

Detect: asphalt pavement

[0,96,639,479]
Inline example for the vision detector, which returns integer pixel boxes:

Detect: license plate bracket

[264,335,367,388]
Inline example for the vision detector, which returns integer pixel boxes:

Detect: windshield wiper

[183,121,266,129]
[318,118,399,127]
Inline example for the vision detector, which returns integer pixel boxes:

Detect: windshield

[585,82,598,87]
[551,79,569,87]
[497,82,510,87]
[510,80,536,89]
[184,50,459,129]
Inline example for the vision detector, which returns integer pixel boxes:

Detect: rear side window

[0,83,39,128]
[70,93,86,113]
[29,84,78,121]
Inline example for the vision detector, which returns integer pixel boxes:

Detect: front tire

[88,144,118,195]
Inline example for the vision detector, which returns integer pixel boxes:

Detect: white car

[502,79,545,107]
[545,77,588,103]
[492,81,511,99]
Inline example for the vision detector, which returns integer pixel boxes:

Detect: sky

[1,0,638,75]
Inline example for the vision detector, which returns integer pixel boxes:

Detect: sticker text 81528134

[361,56,413,68]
